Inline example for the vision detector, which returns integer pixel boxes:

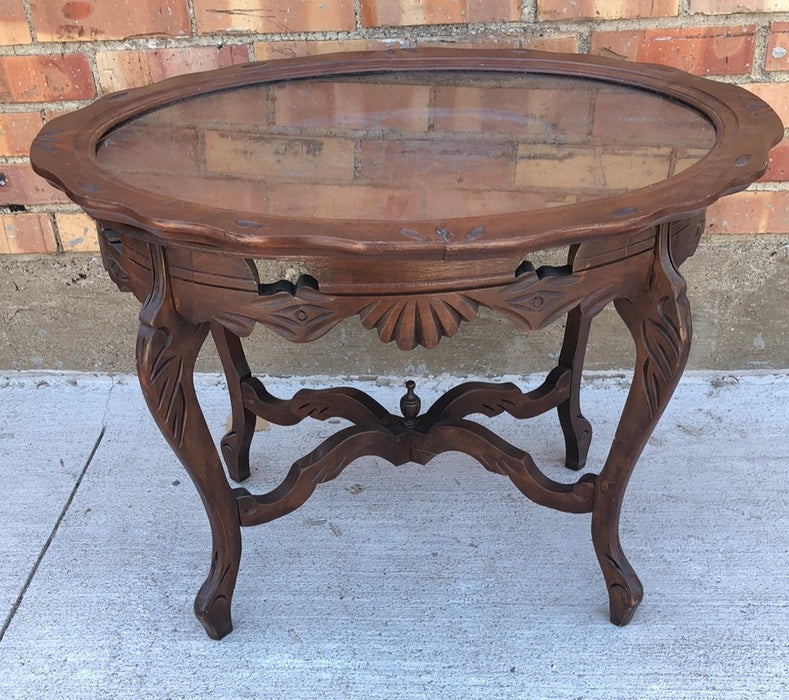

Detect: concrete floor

[0,371,787,699]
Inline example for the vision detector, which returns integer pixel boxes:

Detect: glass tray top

[96,71,716,223]
[31,49,782,257]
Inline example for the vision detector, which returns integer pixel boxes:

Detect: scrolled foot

[608,582,642,626]
[599,551,644,626]
[195,592,233,640]
[194,549,238,639]
[221,428,253,483]
[561,412,592,470]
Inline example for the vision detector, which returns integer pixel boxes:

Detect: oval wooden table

[31,48,782,639]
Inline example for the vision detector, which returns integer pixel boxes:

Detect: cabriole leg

[212,321,256,483]
[592,225,692,625]
[556,306,593,470]
[137,244,240,639]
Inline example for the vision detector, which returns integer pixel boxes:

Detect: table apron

[96,213,704,351]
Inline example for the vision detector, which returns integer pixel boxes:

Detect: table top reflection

[96,72,716,223]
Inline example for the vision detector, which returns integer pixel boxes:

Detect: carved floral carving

[639,296,684,419]
[612,222,691,423]
[136,244,208,448]
[137,326,189,445]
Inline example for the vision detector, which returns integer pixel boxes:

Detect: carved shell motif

[358,293,480,350]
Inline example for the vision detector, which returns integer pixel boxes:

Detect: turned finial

[400,379,421,428]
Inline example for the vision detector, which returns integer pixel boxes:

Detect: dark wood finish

[136,243,239,639]
[211,321,255,483]
[30,48,782,639]
[556,305,593,470]
[594,221,693,625]
[31,48,780,261]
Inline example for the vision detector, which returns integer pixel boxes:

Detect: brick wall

[1,0,788,254]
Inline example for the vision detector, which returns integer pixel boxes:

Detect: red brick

[414,34,519,49]
[0,54,95,102]
[590,25,755,75]
[766,23,789,72]
[142,86,269,127]
[0,213,57,254]
[674,147,713,175]
[521,34,579,53]
[360,0,519,27]
[194,0,355,34]
[517,145,601,191]
[706,190,789,234]
[56,212,99,252]
[690,0,787,12]
[96,125,200,175]
[516,144,673,192]
[30,0,190,42]
[274,82,431,131]
[253,34,579,60]
[592,88,716,148]
[204,131,356,181]
[122,172,271,215]
[601,149,674,189]
[254,39,396,61]
[359,139,514,189]
[269,183,423,219]
[0,113,43,157]
[95,46,250,93]
[0,163,71,205]
[433,83,591,138]
[538,0,678,20]
[0,0,32,44]
[413,33,579,52]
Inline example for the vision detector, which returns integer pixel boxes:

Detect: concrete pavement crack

[0,425,107,644]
